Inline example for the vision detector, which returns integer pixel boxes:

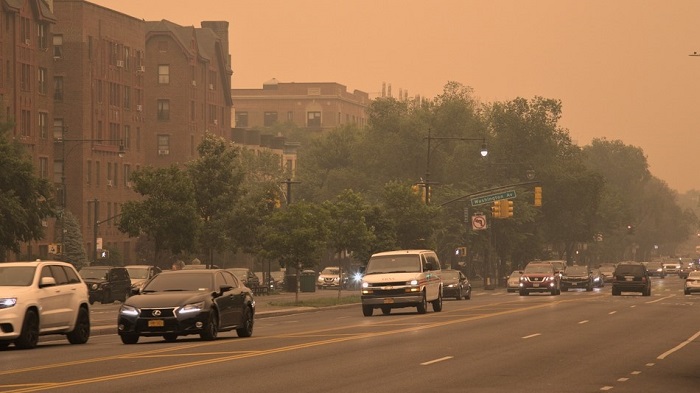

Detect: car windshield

[321,268,340,275]
[687,271,700,279]
[646,262,662,269]
[79,268,108,280]
[0,266,36,286]
[509,271,521,278]
[125,267,149,279]
[615,265,644,275]
[142,272,214,292]
[441,271,460,280]
[565,266,588,275]
[365,255,421,274]
[524,265,552,274]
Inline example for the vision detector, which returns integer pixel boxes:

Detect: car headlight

[178,301,205,315]
[91,283,99,290]
[408,279,419,286]
[361,282,369,288]
[0,298,17,309]
[119,304,139,317]
[447,284,455,288]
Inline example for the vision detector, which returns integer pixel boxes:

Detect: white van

[360,250,443,316]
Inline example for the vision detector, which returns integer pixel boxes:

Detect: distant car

[79,266,131,304]
[182,264,220,270]
[441,270,471,300]
[644,262,666,278]
[598,265,616,283]
[519,263,561,296]
[662,262,681,275]
[124,265,162,291]
[0,261,91,350]
[590,268,605,288]
[684,271,700,295]
[506,271,522,293]
[316,266,348,289]
[678,263,696,279]
[225,268,260,288]
[560,265,593,292]
[612,262,651,296]
[117,269,255,344]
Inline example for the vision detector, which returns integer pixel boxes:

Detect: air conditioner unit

[107,180,113,187]
[25,38,30,45]
[191,80,197,86]
[138,65,145,72]
[208,84,214,90]
[213,119,218,125]
[116,60,124,67]
[136,104,143,112]
[158,149,169,156]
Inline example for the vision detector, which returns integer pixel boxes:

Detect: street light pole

[423,128,488,205]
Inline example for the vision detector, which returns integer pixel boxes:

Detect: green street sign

[470,190,516,206]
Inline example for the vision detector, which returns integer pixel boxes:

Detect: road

[1,276,698,393]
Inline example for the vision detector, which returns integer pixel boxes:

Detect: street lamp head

[480,142,488,157]
[526,169,536,180]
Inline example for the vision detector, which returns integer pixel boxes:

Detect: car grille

[139,308,176,318]
[523,276,545,282]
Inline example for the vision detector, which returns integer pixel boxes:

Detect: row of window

[235,111,322,128]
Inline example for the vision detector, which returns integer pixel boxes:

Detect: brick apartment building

[231,79,370,132]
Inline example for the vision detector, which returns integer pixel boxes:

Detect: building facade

[231,80,370,132]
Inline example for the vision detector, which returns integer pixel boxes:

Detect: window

[157,100,170,120]
[21,63,31,91]
[236,112,248,128]
[87,160,92,185]
[307,111,321,128]
[287,111,293,121]
[157,135,170,153]
[53,35,63,58]
[20,17,30,44]
[39,157,48,179]
[113,161,118,188]
[53,159,63,183]
[109,83,120,106]
[123,125,131,150]
[158,65,169,84]
[95,161,101,186]
[37,23,48,49]
[20,110,30,137]
[38,112,47,139]
[109,123,119,143]
[123,86,131,109]
[53,76,63,100]
[53,118,64,139]
[124,164,131,187]
[38,67,47,94]
[264,112,278,127]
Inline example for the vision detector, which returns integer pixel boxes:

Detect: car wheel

[163,333,178,342]
[0,341,10,350]
[15,309,39,349]
[101,290,112,304]
[120,333,139,344]
[381,306,391,315]
[120,289,128,302]
[236,306,254,338]
[562,287,568,292]
[519,290,528,296]
[432,291,443,312]
[465,288,471,300]
[685,289,690,295]
[66,307,90,345]
[417,292,428,314]
[362,305,373,317]
[643,288,651,297]
[456,287,462,301]
[586,283,593,292]
[551,287,557,296]
[200,311,219,341]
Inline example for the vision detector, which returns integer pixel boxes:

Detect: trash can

[300,270,316,292]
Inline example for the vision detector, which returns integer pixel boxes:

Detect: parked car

[519,263,561,296]
[226,268,260,288]
[0,261,91,350]
[644,261,666,278]
[316,266,349,289]
[79,266,131,304]
[684,271,700,295]
[598,265,617,283]
[441,270,471,300]
[117,269,255,344]
[506,270,522,293]
[361,249,443,316]
[560,265,593,292]
[611,262,651,296]
[590,268,605,288]
[124,265,162,291]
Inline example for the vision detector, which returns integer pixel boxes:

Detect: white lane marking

[618,378,629,382]
[578,320,589,324]
[522,333,541,339]
[420,356,453,365]
[630,305,636,308]
[600,386,613,391]
[646,363,655,367]
[631,371,641,375]
[658,330,700,360]
[609,311,617,315]
[646,295,675,304]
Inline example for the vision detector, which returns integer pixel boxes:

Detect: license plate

[383,298,394,304]
[148,319,164,327]
[625,276,634,281]
[533,283,540,288]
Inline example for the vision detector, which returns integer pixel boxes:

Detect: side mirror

[219,284,233,295]
[39,276,57,288]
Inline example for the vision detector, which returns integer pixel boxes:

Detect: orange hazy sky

[90,0,700,193]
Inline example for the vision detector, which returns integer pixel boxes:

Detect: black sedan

[441,270,471,300]
[117,270,255,344]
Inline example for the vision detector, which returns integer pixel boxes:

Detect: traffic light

[534,186,542,207]
[505,200,514,217]
[491,201,501,218]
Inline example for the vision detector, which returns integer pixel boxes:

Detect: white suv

[0,261,91,349]
[361,250,443,316]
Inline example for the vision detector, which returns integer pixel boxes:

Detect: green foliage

[0,122,56,258]
[56,210,88,268]
[322,190,375,260]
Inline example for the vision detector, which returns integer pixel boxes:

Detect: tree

[118,165,198,266]
[380,181,438,250]
[258,202,329,302]
[0,121,55,260]
[56,210,88,268]
[187,133,245,266]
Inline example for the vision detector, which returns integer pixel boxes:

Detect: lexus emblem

[152,310,161,316]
